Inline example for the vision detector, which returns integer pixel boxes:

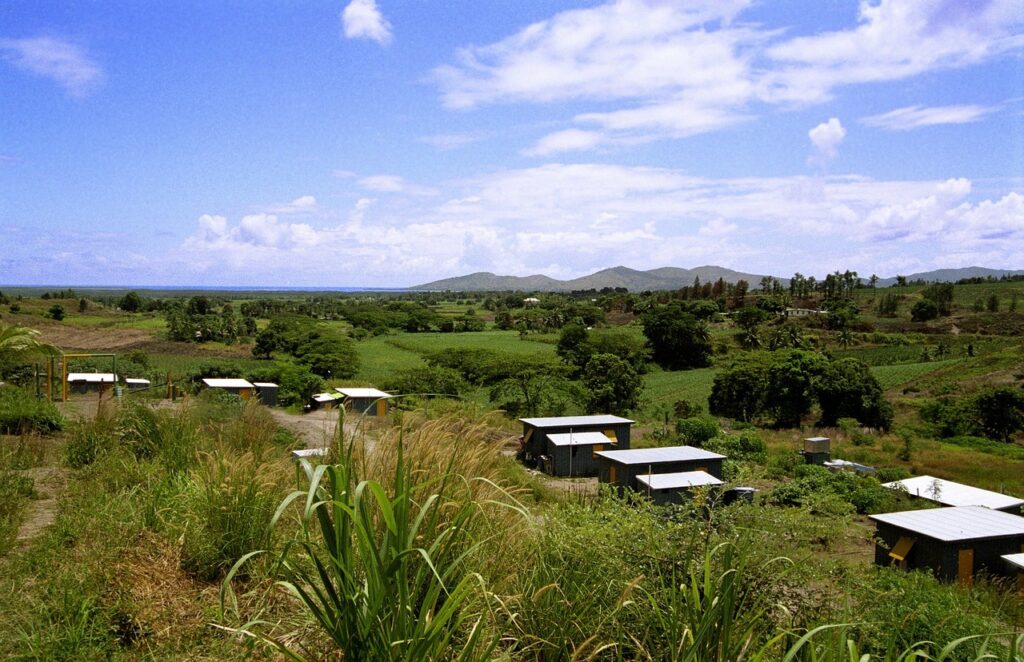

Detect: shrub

[704,431,767,463]
[384,366,468,397]
[0,387,64,434]
[674,415,720,446]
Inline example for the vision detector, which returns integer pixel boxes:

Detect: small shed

[520,415,633,468]
[596,446,726,492]
[802,436,831,465]
[253,382,279,407]
[67,373,117,394]
[635,471,724,505]
[307,392,342,411]
[336,387,392,416]
[125,378,150,391]
[1002,553,1024,592]
[535,431,617,477]
[883,475,1024,514]
[869,506,1024,584]
[201,378,255,400]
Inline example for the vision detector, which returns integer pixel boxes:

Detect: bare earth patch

[13,466,69,550]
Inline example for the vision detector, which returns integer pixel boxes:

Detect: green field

[642,367,716,413]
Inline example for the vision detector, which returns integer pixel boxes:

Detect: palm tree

[0,322,60,363]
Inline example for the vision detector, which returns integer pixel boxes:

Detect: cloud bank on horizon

[1,0,1022,286]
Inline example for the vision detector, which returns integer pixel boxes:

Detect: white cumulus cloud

[808,118,846,167]
[341,0,392,45]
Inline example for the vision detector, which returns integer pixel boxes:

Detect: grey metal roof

[869,506,1024,542]
[336,387,391,399]
[124,378,150,385]
[253,382,278,388]
[547,431,615,447]
[67,372,117,383]
[596,446,726,465]
[883,475,1024,510]
[636,471,723,490]
[202,378,254,389]
[520,415,634,427]
[1003,553,1024,570]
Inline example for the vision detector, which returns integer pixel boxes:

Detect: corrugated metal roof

[125,378,150,385]
[335,387,391,399]
[520,415,634,427]
[596,445,726,465]
[636,471,723,490]
[67,373,117,383]
[883,475,1024,510]
[253,382,278,388]
[547,431,614,447]
[202,378,254,389]
[313,392,342,402]
[291,448,328,459]
[869,506,1024,542]
[1003,553,1024,570]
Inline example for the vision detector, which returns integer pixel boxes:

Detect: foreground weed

[223,436,521,660]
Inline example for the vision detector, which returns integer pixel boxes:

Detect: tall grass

[223,415,530,660]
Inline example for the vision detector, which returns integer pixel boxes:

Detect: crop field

[385,330,558,357]
[642,367,716,412]
[869,359,958,389]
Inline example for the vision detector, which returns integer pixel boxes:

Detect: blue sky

[1,0,1022,287]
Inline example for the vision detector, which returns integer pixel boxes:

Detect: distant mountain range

[413,265,1024,292]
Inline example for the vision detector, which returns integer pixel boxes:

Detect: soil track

[14,466,69,550]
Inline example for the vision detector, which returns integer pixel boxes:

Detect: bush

[0,387,64,434]
[384,366,468,397]
[675,415,720,446]
[704,431,767,463]
[910,299,939,322]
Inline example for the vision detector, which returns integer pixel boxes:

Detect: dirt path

[13,466,69,550]
[268,408,368,452]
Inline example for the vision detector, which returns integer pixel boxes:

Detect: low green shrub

[675,415,720,446]
[0,387,63,434]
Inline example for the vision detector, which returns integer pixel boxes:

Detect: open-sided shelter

[520,415,633,473]
[201,378,255,400]
[869,506,1024,584]
[883,475,1024,514]
[596,446,726,493]
[335,387,392,416]
[125,378,150,391]
[635,471,724,505]
[67,373,117,394]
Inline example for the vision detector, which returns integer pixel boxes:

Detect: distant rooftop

[67,372,117,383]
[520,415,634,428]
[636,471,723,490]
[597,446,725,465]
[883,475,1024,511]
[335,387,391,399]
[1003,553,1024,571]
[202,378,254,389]
[547,431,615,447]
[869,506,1024,542]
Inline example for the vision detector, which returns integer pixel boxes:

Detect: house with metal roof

[125,378,151,391]
[67,372,118,394]
[883,475,1024,514]
[335,387,392,416]
[253,382,279,407]
[519,415,634,475]
[1003,553,1024,592]
[307,392,343,411]
[636,471,724,505]
[202,378,255,400]
[869,506,1024,583]
[596,446,726,493]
